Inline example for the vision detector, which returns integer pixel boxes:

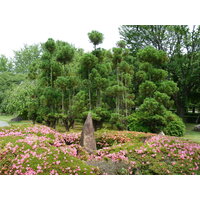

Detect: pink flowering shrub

[96,133,131,149]
[62,133,81,145]
[127,135,200,175]
[89,149,129,162]
[0,139,98,175]
[0,125,98,175]
[0,125,199,175]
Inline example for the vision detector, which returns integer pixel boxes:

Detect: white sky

[0,0,199,58]
[0,0,122,57]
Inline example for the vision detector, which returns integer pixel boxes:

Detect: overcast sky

[0,0,198,58]
[0,0,122,58]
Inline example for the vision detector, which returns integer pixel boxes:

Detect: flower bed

[0,125,199,175]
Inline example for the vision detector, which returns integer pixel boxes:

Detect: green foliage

[135,71,147,83]
[0,72,25,110]
[133,98,167,133]
[158,81,179,96]
[164,111,185,136]
[56,41,75,64]
[127,113,151,133]
[120,25,200,117]
[80,53,98,78]
[1,81,37,117]
[43,38,56,53]
[139,81,157,98]
[137,46,168,66]
[12,44,41,73]
[116,40,126,48]
[88,30,104,49]
[128,98,185,136]
[154,91,172,109]
[0,30,193,135]
[164,121,185,137]
[110,113,127,130]
[0,55,13,72]
[150,68,168,82]
[138,98,165,115]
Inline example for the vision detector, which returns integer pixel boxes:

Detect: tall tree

[88,30,104,49]
[119,25,200,118]
[0,55,13,72]
[12,44,42,73]
[128,47,184,136]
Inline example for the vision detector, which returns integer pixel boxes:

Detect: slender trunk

[96,90,98,107]
[63,118,69,131]
[69,90,71,108]
[125,78,128,117]
[99,89,101,106]
[122,92,125,115]
[117,66,119,86]
[89,87,91,110]
[50,64,53,113]
[175,89,188,119]
[116,65,120,114]
[62,91,64,113]
[176,102,186,119]
[116,96,119,114]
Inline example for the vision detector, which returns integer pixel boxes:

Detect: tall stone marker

[80,113,97,152]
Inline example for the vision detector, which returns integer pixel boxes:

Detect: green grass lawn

[0,115,15,122]
[0,115,32,126]
[183,123,200,143]
[1,114,200,143]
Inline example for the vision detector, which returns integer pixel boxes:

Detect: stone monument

[80,113,97,152]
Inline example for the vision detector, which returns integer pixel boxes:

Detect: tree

[1,80,37,119]
[128,47,184,136]
[12,44,42,73]
[0,72,25,111]
[0,55,13,72]
[128,98,185,136]
[88,30,104,49]
[119,25,200,118]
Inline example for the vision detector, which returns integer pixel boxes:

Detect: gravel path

[0,121,9,127]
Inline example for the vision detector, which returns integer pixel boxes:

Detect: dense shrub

[164,121,185,136]
[96,133,131,149]
[128,98,185,136]
[127,113,151,133]
[110,113,127,130]
[164,112,185,136]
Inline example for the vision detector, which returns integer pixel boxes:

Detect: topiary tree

[88,30,104,50]
[128,47,184,136]
[128,98,185,136]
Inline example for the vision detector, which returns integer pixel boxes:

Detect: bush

[127,113,151,133]
[128,99,185,136]
[128,112,167,133]
[110,113,127,130]
[164,112,185,136]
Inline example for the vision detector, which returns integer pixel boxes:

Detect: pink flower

[55,161,60,165]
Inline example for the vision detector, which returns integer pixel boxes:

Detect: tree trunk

[176,102,187,119]
[63,119,70,131]
[89,88,91,110]
[62,92,64,113]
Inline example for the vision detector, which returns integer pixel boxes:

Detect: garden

[0,123,199,175]
[0,25,200,175]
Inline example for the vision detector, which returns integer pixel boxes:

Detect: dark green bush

[128,113,151,133]
[110,113,127,130]
[128,99,185,136]
[164,112,185,136]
